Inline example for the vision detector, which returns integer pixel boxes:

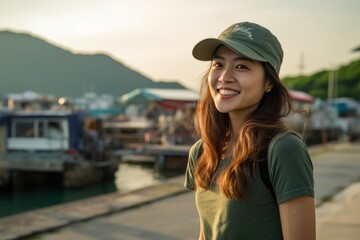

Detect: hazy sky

[1,0,359,90]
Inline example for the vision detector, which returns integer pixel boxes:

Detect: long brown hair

[194,62,293,200]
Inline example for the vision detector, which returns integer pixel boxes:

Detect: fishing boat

[0,110,119,188]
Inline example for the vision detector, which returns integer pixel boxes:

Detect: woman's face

[208,45,271,119]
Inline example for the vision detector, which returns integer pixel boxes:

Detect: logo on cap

[220,24,254,40]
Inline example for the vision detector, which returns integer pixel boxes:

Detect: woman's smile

[217,87,240,97]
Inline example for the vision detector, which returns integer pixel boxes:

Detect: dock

[112,144,192,171]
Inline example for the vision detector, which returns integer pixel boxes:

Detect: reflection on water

[0,162,179,218]
[115,163,163,192]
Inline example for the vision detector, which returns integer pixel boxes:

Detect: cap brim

[192,38,267,63]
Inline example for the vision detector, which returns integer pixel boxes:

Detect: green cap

[192,22,283,73]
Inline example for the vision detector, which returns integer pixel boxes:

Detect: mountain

[0,30,186,97]
[283,58,360,101]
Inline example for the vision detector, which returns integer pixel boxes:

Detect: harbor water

[0,162,183,218]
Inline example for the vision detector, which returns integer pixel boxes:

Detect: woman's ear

[265,80,273,93]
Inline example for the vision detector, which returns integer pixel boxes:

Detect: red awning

[289,90,315,103]
[155,100,196,110]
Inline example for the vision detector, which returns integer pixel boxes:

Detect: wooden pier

[112,144,192,171]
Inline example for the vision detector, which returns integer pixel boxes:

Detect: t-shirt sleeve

[268,132,314,204]
[184,139,202,191]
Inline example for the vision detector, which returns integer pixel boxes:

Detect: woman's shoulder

[268,131,307,156]
[271,130,304,146]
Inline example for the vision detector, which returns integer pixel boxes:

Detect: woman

[185,22,315,240]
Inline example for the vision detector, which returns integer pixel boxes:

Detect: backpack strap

[256,134,277,201]
[258,158,276,200]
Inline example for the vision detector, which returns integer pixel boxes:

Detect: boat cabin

[6,111,82,153]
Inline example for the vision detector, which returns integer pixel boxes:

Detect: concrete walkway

[316,182,360,240]
[37,182,360,240]
[0,141,359,240]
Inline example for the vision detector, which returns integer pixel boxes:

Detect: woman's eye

[236,64,249,70]
[212,62,222,68]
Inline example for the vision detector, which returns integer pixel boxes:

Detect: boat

[0,110,119,188]
[284,90,343,144]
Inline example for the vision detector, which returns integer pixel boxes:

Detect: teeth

[219,89,240,95]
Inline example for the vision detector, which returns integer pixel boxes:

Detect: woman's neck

[229,114,245,135]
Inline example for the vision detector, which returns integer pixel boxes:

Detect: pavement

[316,182,360,240]
[0,141,359,240]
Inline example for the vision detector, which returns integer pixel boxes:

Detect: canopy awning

[119,88,199,106]
[289,90,315,103]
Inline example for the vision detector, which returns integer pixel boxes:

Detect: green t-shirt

[184,131,314,240]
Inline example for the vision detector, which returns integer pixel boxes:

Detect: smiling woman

[185,22,315,240]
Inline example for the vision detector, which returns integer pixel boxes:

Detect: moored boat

[0,110,119,188]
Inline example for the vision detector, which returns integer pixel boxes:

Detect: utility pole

[352,45,360,101]
[299,53,305,76]
[327,65,335,108]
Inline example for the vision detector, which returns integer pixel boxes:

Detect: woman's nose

[218,68,235,83]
